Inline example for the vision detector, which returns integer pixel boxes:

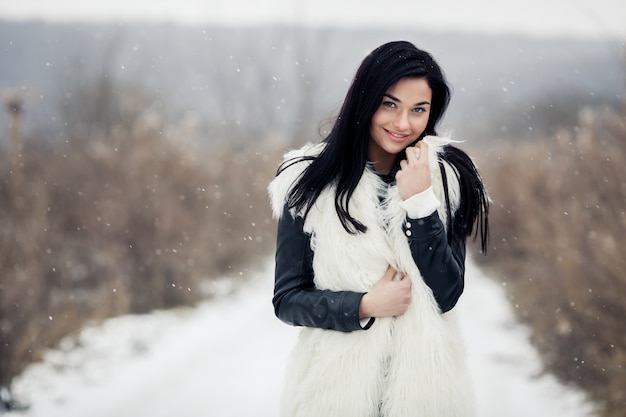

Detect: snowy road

[12,258,593,417]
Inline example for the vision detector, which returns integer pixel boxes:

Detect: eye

[413,107,427,113]
[382,100,396,108]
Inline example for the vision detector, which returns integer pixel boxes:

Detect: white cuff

[399,186,441,219]
[360,317,374,329]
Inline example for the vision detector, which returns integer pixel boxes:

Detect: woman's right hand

[359,266,412,319]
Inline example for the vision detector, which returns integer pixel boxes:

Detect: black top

[272,202,466,332]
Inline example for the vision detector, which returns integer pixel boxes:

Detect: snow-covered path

[12,259,593,417]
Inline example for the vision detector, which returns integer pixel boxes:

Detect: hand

[359,266,411,319]
[395,141,431,201]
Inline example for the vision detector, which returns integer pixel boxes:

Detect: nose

[393,111,409,130]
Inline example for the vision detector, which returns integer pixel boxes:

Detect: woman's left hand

[396,141,431,200]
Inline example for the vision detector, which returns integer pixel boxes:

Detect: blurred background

[0,1,625,416]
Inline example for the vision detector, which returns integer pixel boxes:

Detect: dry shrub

[0,90,282,391]
[474,106,626,416]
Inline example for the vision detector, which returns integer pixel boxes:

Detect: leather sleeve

[272,205,368,332]
[403,211,466,313]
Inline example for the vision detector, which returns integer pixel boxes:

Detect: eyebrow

[384,93,431,106]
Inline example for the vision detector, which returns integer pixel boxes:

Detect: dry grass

[0,89,283,391]
[473,106,626,416]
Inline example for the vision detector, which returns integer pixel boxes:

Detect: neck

[367,141,396,175]
[370,160,391,175]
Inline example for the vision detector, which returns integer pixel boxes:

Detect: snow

[11,258,594,417]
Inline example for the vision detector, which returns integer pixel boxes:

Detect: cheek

[370,110,384,127]
[412,117,429,134]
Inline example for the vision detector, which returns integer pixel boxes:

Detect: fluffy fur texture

[268,136,475,417]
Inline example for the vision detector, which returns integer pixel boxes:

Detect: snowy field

[11,258,594,417]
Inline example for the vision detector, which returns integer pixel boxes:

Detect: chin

[387,142,411,154]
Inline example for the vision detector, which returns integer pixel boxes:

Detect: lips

[384,128,410,142]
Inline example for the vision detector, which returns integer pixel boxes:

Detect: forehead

[386,77,432,101]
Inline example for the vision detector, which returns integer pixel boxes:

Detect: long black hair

[278,41,488,250]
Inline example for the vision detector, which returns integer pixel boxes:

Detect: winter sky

[0,0,625,39]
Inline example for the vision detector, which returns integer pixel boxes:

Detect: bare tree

[3,92,24,203]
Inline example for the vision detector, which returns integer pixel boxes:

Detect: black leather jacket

[272,202,466,332]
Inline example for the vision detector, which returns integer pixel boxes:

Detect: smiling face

[368,77,432,174]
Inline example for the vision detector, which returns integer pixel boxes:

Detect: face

[368,77,432,174]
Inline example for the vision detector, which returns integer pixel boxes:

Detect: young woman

[268,40,489,417]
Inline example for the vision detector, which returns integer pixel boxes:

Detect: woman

[268,41,489,417]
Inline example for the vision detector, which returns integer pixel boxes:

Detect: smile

[384,128,410,141]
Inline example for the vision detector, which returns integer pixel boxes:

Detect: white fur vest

[268,136,475,417]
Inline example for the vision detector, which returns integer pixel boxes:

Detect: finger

[402,274,411,287]
[384,266,397,280]
[394,271,408,282]
[415,142,429,164]
[405,146,417,164]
